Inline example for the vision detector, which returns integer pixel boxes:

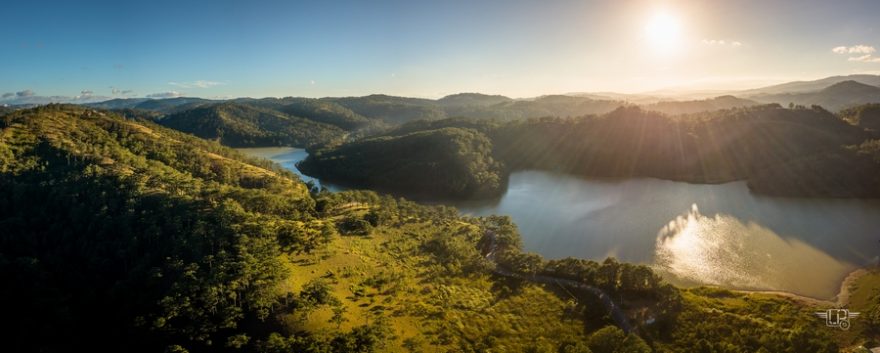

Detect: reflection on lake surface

[242,148,880,299]
[654,204,852,298]
[452,171,880,299]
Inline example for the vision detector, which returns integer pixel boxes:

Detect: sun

[644,10,683,55]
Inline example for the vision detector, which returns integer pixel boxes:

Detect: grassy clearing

[280,221,590,352]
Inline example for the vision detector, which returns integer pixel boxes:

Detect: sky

[2,0,880,102]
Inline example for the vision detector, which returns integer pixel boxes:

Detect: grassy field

[279,220,590,352]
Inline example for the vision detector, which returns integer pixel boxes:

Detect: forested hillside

[303,104,880,198]
[840,103,880,131]
[0,105,847,352]
[159,102,347,148]
[442,95,622,121]
[643,95,758,115]
[299,127,505,199]
[751,81,880,111]
[326,95,448,124]
[88,97,215,114]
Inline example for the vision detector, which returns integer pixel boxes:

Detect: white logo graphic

[814,309,860,330]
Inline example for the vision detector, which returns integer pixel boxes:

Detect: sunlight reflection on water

[654,203,855,299]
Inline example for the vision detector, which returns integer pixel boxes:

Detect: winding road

[482,231,633,334]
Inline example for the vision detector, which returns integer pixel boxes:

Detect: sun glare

[644,10,683,55]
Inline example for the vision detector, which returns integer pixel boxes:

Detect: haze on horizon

[2,0,880,101]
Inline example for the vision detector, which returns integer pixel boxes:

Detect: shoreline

[730,267,872,307]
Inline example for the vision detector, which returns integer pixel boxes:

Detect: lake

[237,147,344,192]
[240,147,880,299]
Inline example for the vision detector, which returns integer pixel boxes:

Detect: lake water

[237,147,344,192]
[241,147,880,299]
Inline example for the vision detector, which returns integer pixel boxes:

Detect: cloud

[702,39,743,48]
[0,91,109,105]
[834,45,880,63]
[832,45,876,54]
[73,90,96,100]
[146,91,184,98]
[168,80,224,89]
[848,54,880,63]
[110,86,135,96]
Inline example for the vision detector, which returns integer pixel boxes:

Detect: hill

[642,95,759,115]
[444,95,622,120]
[740,74,880,96]
[751,80,880,111]
[325,94,447,124]
[299,127,505,199]
[0,104,848,353]
[0,104,317,352]
[85,98,151,110]
[437,92,513,107]
[305,104,879,198]
[225,97,376,130]
[158,102,346,147]
[840,103,880,131]
[87,97,215,114]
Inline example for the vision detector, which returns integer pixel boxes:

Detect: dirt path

[482,231,634,333]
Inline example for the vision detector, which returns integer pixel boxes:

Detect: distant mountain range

[4,74,880,119]
[737,74,880,96]
[747,80,880,111]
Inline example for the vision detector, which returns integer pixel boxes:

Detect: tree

[587,326,626,353]
[301,279,337,306]
[559,341,593,353]
[618,334,651,353]
[330,305,348,329]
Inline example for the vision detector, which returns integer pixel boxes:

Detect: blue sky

[2,0,880,101]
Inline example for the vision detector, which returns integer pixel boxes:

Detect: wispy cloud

[75,90,94,100]
[702,39,742,48]
[16,89,35,97]
[848,54,880,63]
[834,45,880,63]
[147,91,184,98]
[0,89,109,104]
[832,45,876,54]
[110,86,135,96]
[168,80,225,89]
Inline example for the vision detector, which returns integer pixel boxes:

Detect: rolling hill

[437,92,514,107]
[751,80,880,111]
[740,74,880,96]
[87,97,216,114]
[158,102,346,147]
[304,104,880,198]
[299,127,505,199]
[325,94,448,124]
[643,95,759,115]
